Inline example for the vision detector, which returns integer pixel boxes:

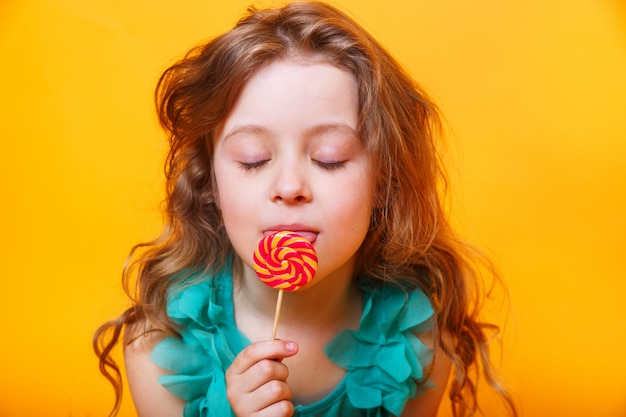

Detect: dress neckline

[217,267,354,411]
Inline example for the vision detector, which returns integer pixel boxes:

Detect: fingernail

[286,341,297,352]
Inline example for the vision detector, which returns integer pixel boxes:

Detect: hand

[226,339,299,417]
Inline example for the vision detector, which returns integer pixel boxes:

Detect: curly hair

[94,2,517,416]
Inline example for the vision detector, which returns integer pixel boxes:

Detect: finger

[231,358,290,396]
[251,357,290,383]
[254,399,294,417]
[233,398,294,417]
[228,340,298,376]
[249,378,293,410]
[227,365,293,416]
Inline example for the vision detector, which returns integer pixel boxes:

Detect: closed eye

[239,160,270,171]
[314,160,346,170]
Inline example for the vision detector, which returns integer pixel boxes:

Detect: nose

[270,160,312,204]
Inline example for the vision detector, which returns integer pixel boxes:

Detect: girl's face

[213,58,374,287]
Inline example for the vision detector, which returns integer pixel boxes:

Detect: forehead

[242,56,356,97]
[218,57,359,136]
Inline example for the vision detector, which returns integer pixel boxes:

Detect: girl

[94,2,517,417]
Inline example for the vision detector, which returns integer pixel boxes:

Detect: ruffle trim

[151,271,434,417]
[325,285,434,416]
[151,270,239,417]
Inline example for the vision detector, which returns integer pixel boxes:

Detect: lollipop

[253,231,317,291]
[253,231,318,338]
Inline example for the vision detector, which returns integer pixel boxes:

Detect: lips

[263,227,318,244]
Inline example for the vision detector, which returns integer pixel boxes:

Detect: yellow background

[1,0,625,416]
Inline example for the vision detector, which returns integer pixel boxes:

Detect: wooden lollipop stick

[271,289,284,340]
[253,232,317,340]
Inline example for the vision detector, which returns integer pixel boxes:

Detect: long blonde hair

[94,2,517,416]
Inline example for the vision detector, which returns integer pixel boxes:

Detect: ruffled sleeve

[324,285,434,416]
[150,270,241,417]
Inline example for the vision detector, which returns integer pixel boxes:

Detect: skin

[124,57,451,417]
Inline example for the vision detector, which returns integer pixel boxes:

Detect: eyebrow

[304,123,359,140]
[222,124,270,142]
[222,123,359,142]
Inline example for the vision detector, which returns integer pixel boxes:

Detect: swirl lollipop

[253,231,318,338]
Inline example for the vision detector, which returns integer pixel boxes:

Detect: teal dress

[151,266,434,417]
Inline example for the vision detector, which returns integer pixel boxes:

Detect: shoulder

[400,330,452,417]
[124,318,172,355]
[123,269,241,415]
[365,283,449,416]
[363,283,434,331]
[324,284,438,416]
[124,320,186,417]
[164,268,230,326]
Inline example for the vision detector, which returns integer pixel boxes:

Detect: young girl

[94,2,517,416]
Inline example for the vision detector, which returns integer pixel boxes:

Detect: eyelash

[314,160,346,170]
[238,159,347,171]
[239,160,269,171]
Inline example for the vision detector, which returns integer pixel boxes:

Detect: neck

[232,259,362,341]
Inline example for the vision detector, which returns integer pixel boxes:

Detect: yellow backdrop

[1,0,625,416]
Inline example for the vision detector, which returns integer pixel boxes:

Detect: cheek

[213,162,242,211]
[216,187,247,226]
[345,169,375,212]
[214,180,240,233]
[212,170,227,214]
[213,171,259,237]
[352,178,376,233]
[331,182,374,233]
[214,183,254,262]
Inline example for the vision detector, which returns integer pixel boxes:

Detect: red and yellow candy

[253,231,317,291]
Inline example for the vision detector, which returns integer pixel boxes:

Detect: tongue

[285,231,317,244]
